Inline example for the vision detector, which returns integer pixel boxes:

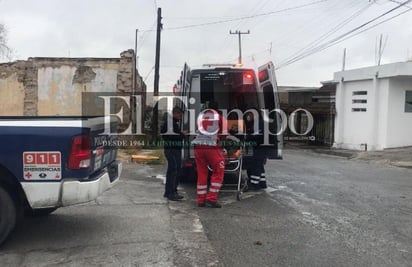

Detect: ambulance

[172,62,283,180]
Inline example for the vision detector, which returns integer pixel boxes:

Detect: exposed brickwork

[31,57,120,68]
[0,60,38,115]
[117,49,134,93]
[0,50,146,116]
[22,59,38,116]
[72,65,97,84]
[0,60,25,81]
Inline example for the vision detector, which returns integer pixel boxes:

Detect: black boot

[205,200,222,208]
[259,182,267,189]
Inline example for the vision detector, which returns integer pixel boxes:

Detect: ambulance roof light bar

[202,63,244,68]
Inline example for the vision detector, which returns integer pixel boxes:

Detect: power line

[159,0,330,31]
[144,66,155,82]
[217,0,273,61]
[165,0,331,62]
[276,0,412,69]
[387,0,412,9]
[230,30,250,64]
[277,7,412,69]
[137,20,156,50]
[277,1,373,67]
[232,0,272,30]
[269,0,361,52]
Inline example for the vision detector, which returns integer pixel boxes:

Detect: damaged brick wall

[0,61,30,115]
[115,49,146,94]
[0,49,146,116]
[37,58,120,115]
[117,49,134,93]
[23,60,38,116]
[72,65,97,84]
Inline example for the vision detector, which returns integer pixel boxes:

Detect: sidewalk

[116,152,221,266]
[286,143,412,169]
[354,147,412,168]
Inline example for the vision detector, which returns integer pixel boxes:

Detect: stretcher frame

[207,141,248,201]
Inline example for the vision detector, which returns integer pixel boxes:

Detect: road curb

[390,161,412,169]
[313,149,358,159]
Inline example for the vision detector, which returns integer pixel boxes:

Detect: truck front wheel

[0,186,17,246]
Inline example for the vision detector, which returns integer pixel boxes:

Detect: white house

[333,61,412,151]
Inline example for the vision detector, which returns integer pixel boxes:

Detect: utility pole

[132,29,138,134]
[154,8,162,97]
[342,48,346,71]
[378,34,383,66]
[230,30,250,65]
[133,29,138,95]
[152,7,162,142]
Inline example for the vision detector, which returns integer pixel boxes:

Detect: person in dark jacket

[160,106,186,201]
[245,108,268,190]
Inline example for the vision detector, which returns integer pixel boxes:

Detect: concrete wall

[0,68,25,115]
[0,49,145,116]
[386,77,412,148]
[373,79,390,150]
[36,61,119,115]
[334,78,394,151]
[334,61,412,150]
[335,80,374,150]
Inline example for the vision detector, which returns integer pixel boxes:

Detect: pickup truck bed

[0,116,122,245]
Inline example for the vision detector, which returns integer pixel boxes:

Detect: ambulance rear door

[180,63,196,164]
[257,62,283,159]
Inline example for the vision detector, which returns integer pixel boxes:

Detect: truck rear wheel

[0,186,16,246]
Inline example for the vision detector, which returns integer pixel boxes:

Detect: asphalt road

[1,149,411,267]
[191,149,412,266]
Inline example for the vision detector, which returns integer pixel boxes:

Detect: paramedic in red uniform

[192,101,227,208]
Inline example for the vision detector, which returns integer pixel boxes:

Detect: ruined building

[0,49,145,116]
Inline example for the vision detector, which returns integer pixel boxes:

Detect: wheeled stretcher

[208,132,248,200]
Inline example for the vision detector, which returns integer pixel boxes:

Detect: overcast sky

[1,0,411,91]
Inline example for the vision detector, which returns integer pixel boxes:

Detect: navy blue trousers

[164,148,182,197]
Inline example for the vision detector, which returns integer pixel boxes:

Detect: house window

[353,91,367,96]
[352,108,367,112]
[352,99,367,104]
[352,91,367,112]
[406,91,412,113]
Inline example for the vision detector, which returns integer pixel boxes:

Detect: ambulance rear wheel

[0,186,16,246]
[26,207,58,216]
[180,166,197,183]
